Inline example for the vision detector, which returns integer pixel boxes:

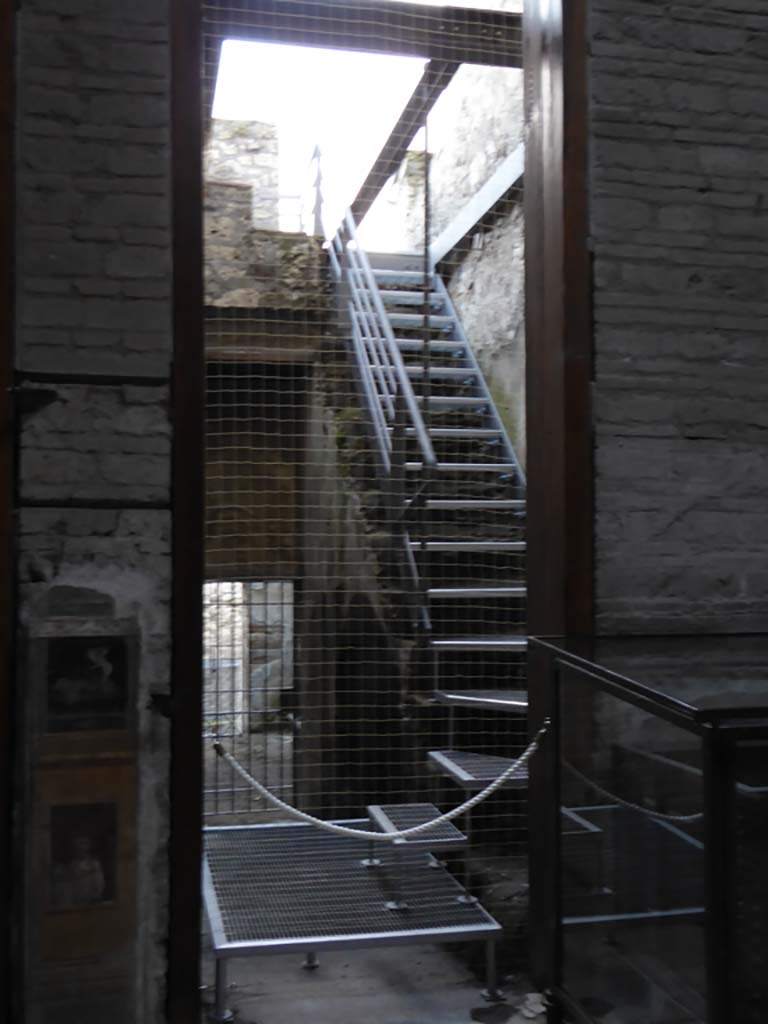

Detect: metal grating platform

[367,802,468,849]
[428,749,529,790]
[204,822,501,955]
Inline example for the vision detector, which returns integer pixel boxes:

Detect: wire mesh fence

[201,0,528,992]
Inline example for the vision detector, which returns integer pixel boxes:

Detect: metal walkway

[204,823,502,1021]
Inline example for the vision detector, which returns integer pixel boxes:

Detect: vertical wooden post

[169,0,204,1019]
[0,0,14,1014]
[524,0,593,991]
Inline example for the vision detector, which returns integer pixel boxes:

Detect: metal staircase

[330,214,529,890]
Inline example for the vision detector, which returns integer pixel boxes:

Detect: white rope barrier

[213,719,549,842]
[564,761,704,823]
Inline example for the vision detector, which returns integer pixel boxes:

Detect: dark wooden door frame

[168,0,593,1016]
[0,0,14,1015]
[169,0,205,1021]
[524,0,593,990]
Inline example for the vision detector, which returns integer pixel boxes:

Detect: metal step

[409,541,526,553]
[428,749,529,790]
[417,393,489,405]
[376,364,479,380]
[373,269,433,288]
[380,290,443,307]
[406,462,517,473]
[428,586,526,599]
[423,498,525,511]
[389,312,454,331]
[433,688,529,711]
[367,803,467,849]
[420,428,502,439]
[396,339,467,353]
[404,366,479,380]
[431,637,528,652]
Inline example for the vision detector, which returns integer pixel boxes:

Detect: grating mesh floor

[204,824,500,951]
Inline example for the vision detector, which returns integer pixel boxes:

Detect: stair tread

[433,689,529,711]
[396,339,466,352]
[406,462,517,473]
[367,802,467,848]
[380,290,443,306]
[415,396,489,406]
[428,585,526,598]
[403,362,475,374]
[389,312,454,328]
[373,269,433,285]
[420,498,526,510]
[428,749,529,789]
[431,637,528,650]
[409,540,525,551]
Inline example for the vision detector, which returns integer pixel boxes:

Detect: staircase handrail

[431,270,527,488]
[339,209,437,473]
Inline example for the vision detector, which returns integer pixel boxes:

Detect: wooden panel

[169,0,204,1020]
[0,0,14,1012]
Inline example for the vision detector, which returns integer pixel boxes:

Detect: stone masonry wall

[205,118,278,229]
[15,0,172,1020]
[589,0,768,633]
[428,64,524,238]
[447,203,526,463]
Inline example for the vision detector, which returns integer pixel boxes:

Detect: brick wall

[15,0,172,1020]
[590,0,768,632]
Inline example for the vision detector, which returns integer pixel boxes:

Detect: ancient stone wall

[589,0,768,632]
[205,118,279,229]
[14,0,172,1019]
[428,64,524,238]
[447,203,526,463]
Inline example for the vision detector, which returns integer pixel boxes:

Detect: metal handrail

[330,209,435,636]
[341,209,437,472]
[431,270,526,488]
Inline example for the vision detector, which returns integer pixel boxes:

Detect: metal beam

[350,59,458,227]
[204,0,523,68]
[430,141,524,264]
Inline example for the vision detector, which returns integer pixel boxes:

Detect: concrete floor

[200,940,531,1024]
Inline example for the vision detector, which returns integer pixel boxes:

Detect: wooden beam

[204,0,523,67]
[524,0,593,997]
[430,141,524,264]
[350,59,457,227]
[0,0,13,1012]
[169,0,204,1019]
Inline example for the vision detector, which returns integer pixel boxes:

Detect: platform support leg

[302,951,319,970]
[210,958,234,1023]
[482,939,504,1002]
[456,807,477,903]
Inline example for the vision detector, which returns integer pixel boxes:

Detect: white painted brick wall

[16,0,171,377]
[15,0,173,1020]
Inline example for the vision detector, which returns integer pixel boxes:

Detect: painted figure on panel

[49,803,117,910]
[46,636,128,733]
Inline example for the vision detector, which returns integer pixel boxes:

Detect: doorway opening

[199,5,531,1021]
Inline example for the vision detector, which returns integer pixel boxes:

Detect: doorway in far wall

[203,580,295,823]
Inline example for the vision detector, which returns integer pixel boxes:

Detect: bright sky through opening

[212,40,428,236]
